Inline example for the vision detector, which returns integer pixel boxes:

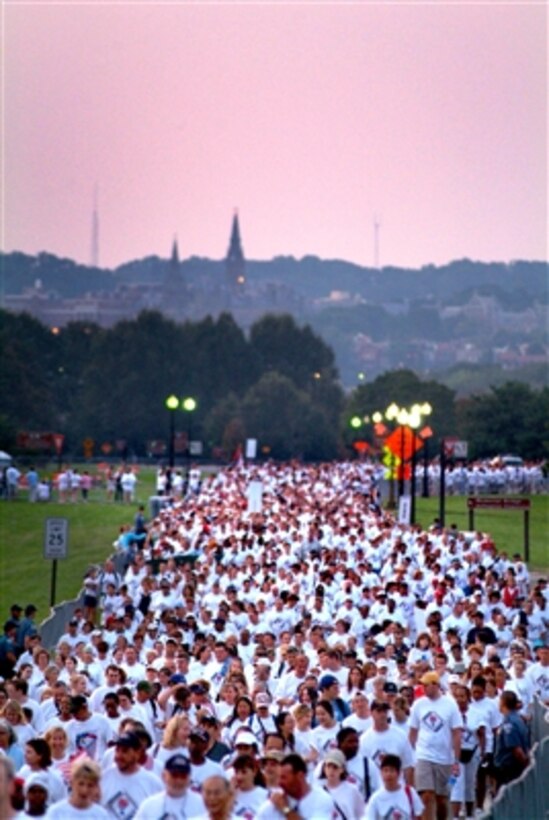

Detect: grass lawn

[414,495,548,571]
[0,466,158,618]
[1,464,547,621]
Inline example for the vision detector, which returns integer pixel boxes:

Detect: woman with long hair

[0,717,24,770]
[343,665,367,701]
[1,699,35,745]
[216,682,238,724]
[223,696,256,747]
[311,700,339,755]
[19,738,67,804]
[152,713,191,766]
[43,725,73,788]
[273,711,296,753]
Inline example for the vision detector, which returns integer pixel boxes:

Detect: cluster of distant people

[421,460,546,497]
[0,459,548,820]
[0,465,140,504]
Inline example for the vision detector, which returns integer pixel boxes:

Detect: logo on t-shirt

[75,731,98,758]
[381,808,412,820]
[422,711,444,732]
[372,748,388,767]
[106,790,138,820]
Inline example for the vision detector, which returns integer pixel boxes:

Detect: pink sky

[2,2,547,270]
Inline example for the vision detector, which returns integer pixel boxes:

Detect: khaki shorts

[415,760,452,796]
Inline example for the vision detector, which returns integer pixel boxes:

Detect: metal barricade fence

[479,698,549,820]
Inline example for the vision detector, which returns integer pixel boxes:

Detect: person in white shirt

[408,671,462,820]
[100,731,163,818]
[366,753,423,820]
[256,752,335,819]
[359,700,414,785]
[316,748,365,819]
[231,753,268,816]
[45,759,109,819]
[187,727,225,791]
[134,753,206,820]
[66,696,114,762]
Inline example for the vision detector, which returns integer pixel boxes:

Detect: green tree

[250,314,338,388]
[241,372,337,460]
[345,369,456,442]
[457,382,549,459]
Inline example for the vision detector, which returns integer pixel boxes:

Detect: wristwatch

[282,807,292,816]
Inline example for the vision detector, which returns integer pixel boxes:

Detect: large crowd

[0,461,547,820]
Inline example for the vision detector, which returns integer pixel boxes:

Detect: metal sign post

[44,518,69,607]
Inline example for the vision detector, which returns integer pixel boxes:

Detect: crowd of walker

[0,460,548,820]
[1,457,546,503]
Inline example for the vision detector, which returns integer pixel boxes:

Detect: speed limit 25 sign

[44,518,69,559]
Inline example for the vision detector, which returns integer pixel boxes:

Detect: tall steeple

[162,234,185,318]
[171,236,180,266]
[225,209,246,288]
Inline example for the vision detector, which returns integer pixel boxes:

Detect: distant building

[161,237,186,319]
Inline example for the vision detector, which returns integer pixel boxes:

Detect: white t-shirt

[321,779,365,820]
[359,726,415,773]
[232,785,268,817]
[67,714,114,761]
[366,784,424,820]
[409,695,463,765]
[468,696,501,753]
[45,799,110,819]
[134,788,206,820]
[189,758,225,791]
[527,662,549,702]
[256,786,336,819]
[100,765,163,819]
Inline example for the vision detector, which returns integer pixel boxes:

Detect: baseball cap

[234,730,257,746]
[115,732,141,749]
[420,671,440,685]
[261,750,284,762]
[319,674,339,689]
[136,681,153,693]
[324,749,347,769]
[165,754,191,774]
[383,682,398,694]
[24,772,50,796]
[169,674,187,685]
[255,693,271,707]
[190,683,207,695]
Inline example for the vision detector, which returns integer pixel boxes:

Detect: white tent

[0,450,13,467]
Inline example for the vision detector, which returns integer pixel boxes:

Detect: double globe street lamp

[165,394,198,469]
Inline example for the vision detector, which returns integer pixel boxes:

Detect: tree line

[0,309,547,461]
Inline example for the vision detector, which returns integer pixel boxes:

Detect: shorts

[415,760,452,796]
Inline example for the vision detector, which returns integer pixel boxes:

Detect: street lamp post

[408,403,432,525]
[182,396,197,473]
[165,394,179,468]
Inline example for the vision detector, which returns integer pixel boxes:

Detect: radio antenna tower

[373,214,381,270]
[91,185,99,268]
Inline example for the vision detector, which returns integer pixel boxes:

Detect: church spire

[226,210,246,288]
[227,210,244,262]
[171,235,180,266]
